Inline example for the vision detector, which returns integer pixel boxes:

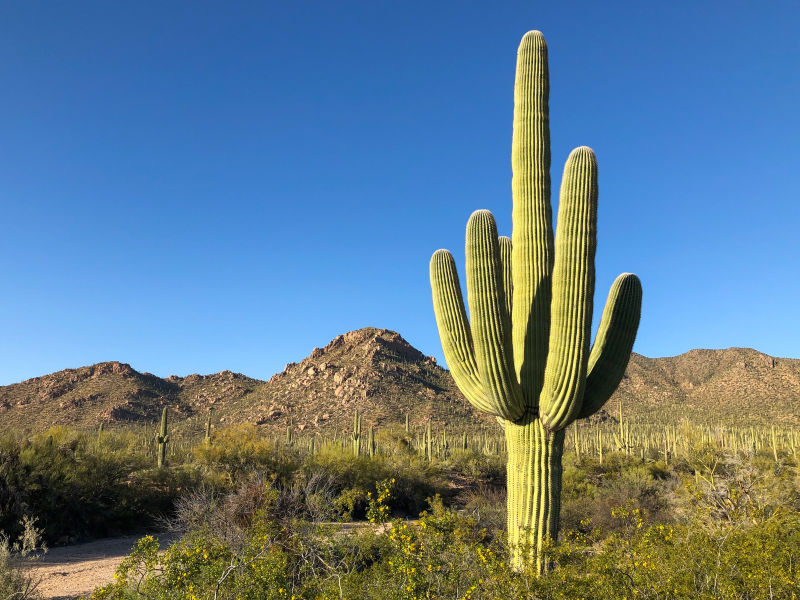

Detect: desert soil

[27,533,172,600]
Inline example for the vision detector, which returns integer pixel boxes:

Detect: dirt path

[28,533,173,600]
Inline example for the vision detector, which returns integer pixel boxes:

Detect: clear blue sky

[1,1,799,385]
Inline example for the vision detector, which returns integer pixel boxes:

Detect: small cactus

[352,410,362,457]
[368,425,376,457]
[205,408,213,445]
[156,406,170,468]
[425,421,432,461]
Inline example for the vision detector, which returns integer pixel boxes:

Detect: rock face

[247,328,478,433]
[1,331,799,434]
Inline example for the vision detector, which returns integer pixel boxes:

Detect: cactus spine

[156,406,170,468]
[429,31,642,572]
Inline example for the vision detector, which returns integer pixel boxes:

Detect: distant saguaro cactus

[429,31,642,572]
[156,406,170,468]
[352,410,362,457]
[368,425,376,457]
[205,408,213,445]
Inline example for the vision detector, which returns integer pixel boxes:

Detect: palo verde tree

[429,30,642,572]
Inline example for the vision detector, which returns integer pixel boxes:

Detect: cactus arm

[578,273,642,419]
[511,30,554,408]
[430,249,495,415]
[498,236,513,320]
[466,210,525,421]
[539,147,597,431]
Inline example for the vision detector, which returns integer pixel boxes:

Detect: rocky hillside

[0,328,496,435]
[1,328,798,435]
[615,348,800,426]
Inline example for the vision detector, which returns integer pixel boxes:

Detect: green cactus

[368,425,376,457]
[425,421,432,461]
[205,408,213,445]
[352,410,362,457]
[156,406,170,468]
[429,30,642,572]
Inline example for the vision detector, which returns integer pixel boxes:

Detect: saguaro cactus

[205,408,213,445]
[156,406,170,468]
[368,425,376,457]
[352,409,362,457]
[429,30,642,572]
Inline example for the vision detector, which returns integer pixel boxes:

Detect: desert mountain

[0,328,798,435]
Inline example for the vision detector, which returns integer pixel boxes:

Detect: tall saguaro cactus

[429,30,642,572]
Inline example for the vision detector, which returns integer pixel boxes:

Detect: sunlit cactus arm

[539,147,597,431]
[511,30,554,407]
[578,273,642,419]
[465,210,524,421]
[430,250,494,414]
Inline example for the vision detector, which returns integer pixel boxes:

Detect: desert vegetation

[0,415,799,598]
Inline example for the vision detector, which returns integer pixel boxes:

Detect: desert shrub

[0,515,47,600]
[560,454,675,537]
[0,427,216,542]
[0,428,157,541]
[301,445,445,520]
[192,423,301,484]
[443,448,506,484]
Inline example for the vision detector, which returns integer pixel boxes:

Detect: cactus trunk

[352,410,361,457]
[506,418,564,572]
[156,406,169,468]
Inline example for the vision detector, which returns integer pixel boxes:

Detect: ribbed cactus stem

[428,30,642,573]
[156,406,169,468]
[598,428,603,464]
[506,418,564,572]
[352,410,361,457]
[426,421,432,461]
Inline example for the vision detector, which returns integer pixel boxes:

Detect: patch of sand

[27,534,172,600]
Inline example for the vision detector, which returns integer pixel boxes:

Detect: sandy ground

[27,533,172,600]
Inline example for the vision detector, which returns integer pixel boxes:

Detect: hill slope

[1,328,798,434]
